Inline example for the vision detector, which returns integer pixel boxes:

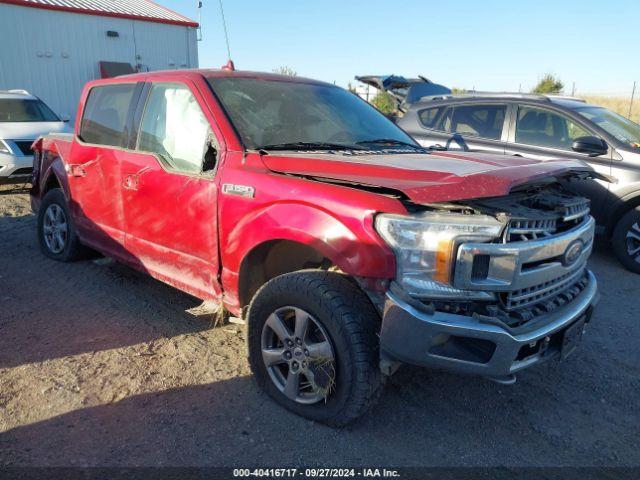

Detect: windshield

[206,77,418,150]
[0,99,60,122]
[575,106,640,151]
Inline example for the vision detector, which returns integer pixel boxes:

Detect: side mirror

[61,115,70,123]
[572,136,608,157]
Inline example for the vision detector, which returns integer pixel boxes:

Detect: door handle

[122,167,151,191]
[70,165,87,177]
[123,174,139,190]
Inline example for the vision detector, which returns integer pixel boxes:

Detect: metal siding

[0,3,198,122]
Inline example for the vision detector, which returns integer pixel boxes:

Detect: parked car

[396,93,640,273]
[32,70,601,426]
[0,90,70,182]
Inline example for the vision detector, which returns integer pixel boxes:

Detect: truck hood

[0,121,71,140]
[261,151,602,204]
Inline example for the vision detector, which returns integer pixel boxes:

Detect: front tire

[37,188,86,262]
[247,270,385,427]
[612,208,640,274]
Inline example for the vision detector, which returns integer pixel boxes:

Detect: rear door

[120,79,222,300]
[409,103,508,154]
[505,104,613,223]
[70,82,141,260]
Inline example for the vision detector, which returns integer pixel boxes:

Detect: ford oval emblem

[563,240,584,267]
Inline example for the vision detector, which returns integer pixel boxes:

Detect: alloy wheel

[42,204,68,254]
[626,222,640,264]
[261,306,336,404]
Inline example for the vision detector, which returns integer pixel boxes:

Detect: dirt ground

[0,183,638,467]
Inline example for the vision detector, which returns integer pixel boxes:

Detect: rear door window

[137,83,211,175]
[418,106,448,130]
[450,104,506,140]
[80,84,136,147]
[515,106,591,150]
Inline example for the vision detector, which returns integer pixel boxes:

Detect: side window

[80,84,136,147]
[137,83,212,175]
[450,104,506,140]
[418,107,447,129]
[515,106,591,150]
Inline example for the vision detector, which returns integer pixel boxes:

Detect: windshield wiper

[356,138,425,150]
[256,142,365,152]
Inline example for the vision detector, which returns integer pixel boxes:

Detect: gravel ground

[0,184,638,467]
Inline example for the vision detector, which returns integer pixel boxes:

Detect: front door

[120,80,221,300]
[69,82,139,260]
[505,104,613,223]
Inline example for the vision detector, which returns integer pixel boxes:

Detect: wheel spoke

[55,232,65,249]
[627,243,640,256]
[283,371,300,399]
[262,347,286,367]
[626,229,640,243]
[43,225,53,234]
[58,222,68,234]
[265,312,291,342]
[293,308,309,341]
[46,207,56,222]
[307,340,333,361]
[55,206,63,223]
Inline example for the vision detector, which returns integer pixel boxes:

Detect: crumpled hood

[0,121,71,140]
[261,150,600,204]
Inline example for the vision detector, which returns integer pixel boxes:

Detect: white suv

[0,90,71,182]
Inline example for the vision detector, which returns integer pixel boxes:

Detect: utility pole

[571,82,576,96]
[629,81,636,120]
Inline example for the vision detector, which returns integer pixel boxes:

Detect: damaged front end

[376,183,599,382]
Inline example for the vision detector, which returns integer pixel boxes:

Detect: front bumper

[380,270,599,378]
[0,152,33,179]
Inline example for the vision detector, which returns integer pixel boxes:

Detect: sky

[163,0,639,96]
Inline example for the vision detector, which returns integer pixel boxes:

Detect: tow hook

[486,374,517,385]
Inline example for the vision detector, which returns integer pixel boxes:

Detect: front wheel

[612,208,640,274]
[247,270,385,427]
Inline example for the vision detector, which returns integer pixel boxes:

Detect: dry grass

[579,95,640,123]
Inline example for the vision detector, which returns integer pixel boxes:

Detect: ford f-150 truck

[31,69,601,426]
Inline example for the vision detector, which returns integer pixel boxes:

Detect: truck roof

[88,69,331,87]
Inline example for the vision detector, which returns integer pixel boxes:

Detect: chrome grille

[507,218,557,242]
[501,268,588,311]
[561,201,590,222]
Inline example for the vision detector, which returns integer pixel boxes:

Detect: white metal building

[0,0,199,121]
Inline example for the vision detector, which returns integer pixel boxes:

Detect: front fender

[220,202,396,309]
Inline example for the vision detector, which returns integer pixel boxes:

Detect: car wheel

[612,207,640,274]
[247,270,385,427]
[37,188,87,262]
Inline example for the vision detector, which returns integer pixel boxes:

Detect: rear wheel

[247,270,384,427]
[37,188,86,262]
[612,208,640,274]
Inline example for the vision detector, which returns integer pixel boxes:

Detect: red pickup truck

[31,69,600,426]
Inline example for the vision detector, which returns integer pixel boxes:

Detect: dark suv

[396,93,640,273]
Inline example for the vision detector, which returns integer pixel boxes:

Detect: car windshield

[206,77,419,151]
[574,106,640,151]
[0,99,60,122]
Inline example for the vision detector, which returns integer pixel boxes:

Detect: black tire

[37,188,87,262]
[247,270,385,427]
[612,208,640,274]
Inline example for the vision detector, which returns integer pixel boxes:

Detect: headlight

[0,140,12,154]
[375,211,504,299]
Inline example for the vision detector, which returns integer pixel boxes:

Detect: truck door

[70,82,141,260]
[120,80,221,300]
